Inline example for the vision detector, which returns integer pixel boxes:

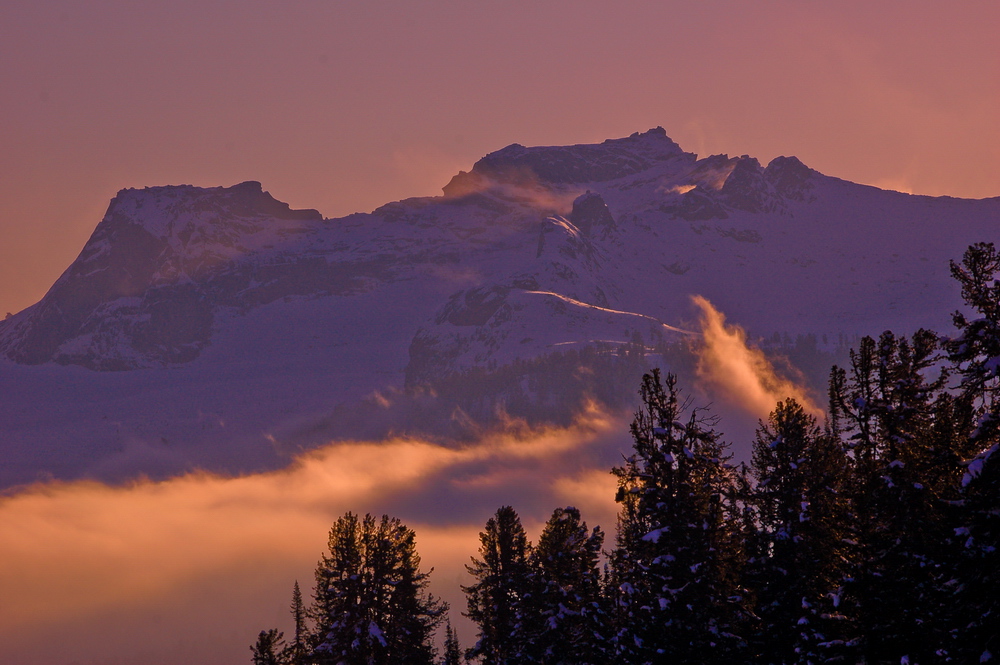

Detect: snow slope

[1,128,998,487]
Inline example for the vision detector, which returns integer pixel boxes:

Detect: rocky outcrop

[0,182,331,368]
[465,127,688,186]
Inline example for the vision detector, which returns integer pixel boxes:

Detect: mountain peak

[107,181,321,241]
[464,128,691,187]
[0,181,326,368]
[763,156,816,201]
[5,127,1000,491]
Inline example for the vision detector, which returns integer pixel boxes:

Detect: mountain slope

[1,127,998,487]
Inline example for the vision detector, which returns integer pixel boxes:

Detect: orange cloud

[0,409,625,665]
[691,295,824,421]
[552,468,620,534]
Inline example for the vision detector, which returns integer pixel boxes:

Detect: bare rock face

[569,191,616,236]
[764,156,816,201]
[0,182,326,369]
[455,127,688,187]
[719,157,772,213]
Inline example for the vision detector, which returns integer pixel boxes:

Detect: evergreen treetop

[311,512,446,665]
[612,369,748,664]
[463,505,531,665]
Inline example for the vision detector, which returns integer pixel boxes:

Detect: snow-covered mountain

[2,128,998,487]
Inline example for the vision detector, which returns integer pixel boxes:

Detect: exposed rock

[719,157,773,213]
[765,156,815,201]
[660,187,730,221]
[470,127,688,185]
[569,191,616,236]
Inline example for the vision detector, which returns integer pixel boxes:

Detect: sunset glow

[0,415,623,663]
[2,2,997,664]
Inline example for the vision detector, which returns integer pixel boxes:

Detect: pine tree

[282,580,308,665]
[830,329,963,662]
[746,398,852,664]
[954,446,1000,663]
[463,506,531,665]
[611,369,748,664]
[441,620,462,665]
[947,242,1000,438]
[310,512,446,665]
[251,629,286,665]
[511,506,610,665]
[944,242,1000,662]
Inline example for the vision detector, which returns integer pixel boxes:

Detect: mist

[0,297,829,664]
[0,411,625,665]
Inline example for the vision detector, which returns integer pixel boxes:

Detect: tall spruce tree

[611,370,748,665]
[947,242,1000,437]
[283,580,308,665]
[310,512,446,665]
[829,329,963,662]
[511,506,610,665]
[463,506,531,665]
[954,444,1000,663]
[944,242,1000,662]
[747,398,852,664]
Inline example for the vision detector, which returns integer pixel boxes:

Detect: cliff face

[0,182,333,368]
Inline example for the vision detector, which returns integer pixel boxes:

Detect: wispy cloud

[691,295,824,421]
[443,166,584,216]
[0,409,626,665]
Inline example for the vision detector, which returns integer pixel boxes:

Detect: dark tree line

[255,243,1000,664]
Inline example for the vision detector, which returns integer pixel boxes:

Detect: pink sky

[2,1,997,316]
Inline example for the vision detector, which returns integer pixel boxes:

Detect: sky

[2,2,999,662]
[1,1,998,317]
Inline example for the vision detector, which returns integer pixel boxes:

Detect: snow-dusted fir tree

[944,242,1000,663]
[954,438,1000,664]
[830,329,963,663]
[310,513,446,665]
[611,370,748,664]
[463,506,531,665]
[510,506,610,665]
[947,242,1000,442]
[747,398,853,664]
